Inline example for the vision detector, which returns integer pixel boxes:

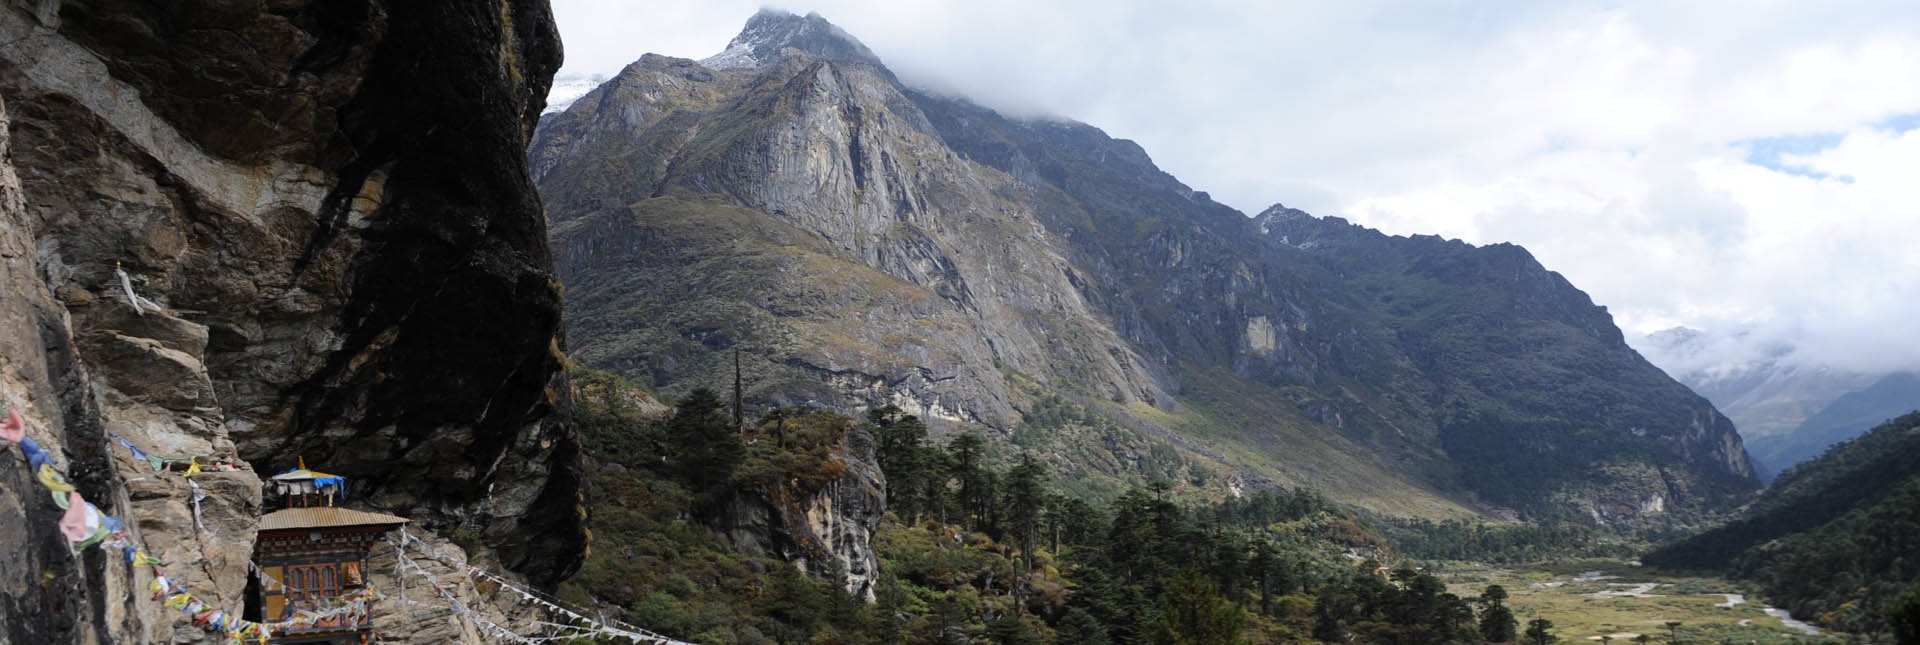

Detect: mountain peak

[1254,203,1369,245]
[702,9,881,71]
[1254,203,1314,222]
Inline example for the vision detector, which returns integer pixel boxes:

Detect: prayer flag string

[391,528,694,644]
[3,408,360,644]
[8,406,691,644]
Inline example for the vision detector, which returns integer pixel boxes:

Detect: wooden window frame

[285,563,341,602]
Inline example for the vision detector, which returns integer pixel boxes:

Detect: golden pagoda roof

[259,507,409,532]
[271,457,344,482]
[270,468,344,480]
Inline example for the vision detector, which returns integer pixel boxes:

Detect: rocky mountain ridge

[533,10,1757,524]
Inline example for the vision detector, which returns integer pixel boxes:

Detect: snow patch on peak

[700,41,759,71]
[544,73,608,113]
[700,9,879,71]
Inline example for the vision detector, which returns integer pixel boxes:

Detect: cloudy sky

[548,0,1920,377]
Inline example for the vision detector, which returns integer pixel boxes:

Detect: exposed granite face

[0,84,260,645]
[0,0,582,641]
[537,51,1177,432]
[362,530,546,645]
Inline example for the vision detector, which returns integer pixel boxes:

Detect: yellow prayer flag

[37,464,75,493]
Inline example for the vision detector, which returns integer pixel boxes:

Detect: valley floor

[1436,559,1838,644]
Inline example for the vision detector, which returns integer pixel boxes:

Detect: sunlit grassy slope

[1135,365,1476,519]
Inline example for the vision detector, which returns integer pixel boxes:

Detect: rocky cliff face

[0,1,583,642]
[720,426,885,602]
[535,15,1174,429]
[535,10,1757,524]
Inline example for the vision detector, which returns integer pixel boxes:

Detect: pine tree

[665,387,745,512]
[868,405,930,521]
[1156,574,1245,645]
[1891,587,1920,645]
[731,349,744,433]
[1003,453,1047,570]
[1525,618,1557,645]
[1047,495,1102,550]
[1250,541,1278,614]
[1056,607,1112,645]
[1479,584,1518,643]
[918,445,954,525]
[1203,527,1248,602]
[946,433,995,532]
[985,614,1041,645]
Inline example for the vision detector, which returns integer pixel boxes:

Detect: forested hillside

[1647,411,1920,635]
[562,368,1545,644]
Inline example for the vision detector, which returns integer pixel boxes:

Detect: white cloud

[548,0,1920,376]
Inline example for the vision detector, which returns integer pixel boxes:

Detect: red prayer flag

[59,492,91,542]
[1,409,23,444]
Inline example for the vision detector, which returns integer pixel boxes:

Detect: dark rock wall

[0,88,118,645]
[0,0,583,641]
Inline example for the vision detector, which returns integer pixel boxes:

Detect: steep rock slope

[534,9,1755,523]
[0,1,582,641]
[1258,210,1755,517]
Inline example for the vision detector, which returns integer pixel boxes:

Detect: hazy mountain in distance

[1640,326,1881,440]
[1745,371,1920,479]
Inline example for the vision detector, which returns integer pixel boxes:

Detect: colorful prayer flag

[59,492,93,542]
[38,464,75,493]
[0,409,23,444]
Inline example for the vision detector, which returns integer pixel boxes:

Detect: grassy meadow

[1435,559,1842,644]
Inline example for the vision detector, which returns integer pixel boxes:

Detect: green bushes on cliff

[566,369,876,643]
[566,368,1546,643]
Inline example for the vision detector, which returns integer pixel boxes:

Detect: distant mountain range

[1746,372,1920,479]
[531,9,1757,524]
[1640,327,1920,479]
